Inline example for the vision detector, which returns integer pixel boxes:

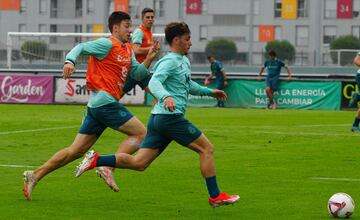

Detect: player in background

[257,50,292,109]
[350,52,360,131]
[204,55,228,107]
[122,8,155,96]
[74,22,240,207]
[22,11,160,200]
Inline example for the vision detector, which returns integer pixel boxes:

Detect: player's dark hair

[207,55,214,60]
[165,22,191,45]
[269,50,277,57]
[142,8,154,18]
[108,11,131,33]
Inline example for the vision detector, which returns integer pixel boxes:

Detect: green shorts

[140,114,202,152]
[79,102,133,137]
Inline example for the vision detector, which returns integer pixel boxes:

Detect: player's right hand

[148,40,160,59]
[63,63,75,79]
[163,96,176,112]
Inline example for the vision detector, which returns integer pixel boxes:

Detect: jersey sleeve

[263,60,268,68]
[132,29,144,45]
[279,60,285,67]
[129,51,149,80]
[189,80,213,96]
[65,38,112,64]
[148,60,175,101]
[216,61,224,71]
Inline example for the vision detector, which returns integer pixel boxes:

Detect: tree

[330,35,360,66]
[21,40,48,63]
[205,38,237,62]
[265,40,296,62]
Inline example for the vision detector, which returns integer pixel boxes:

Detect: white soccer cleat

[23,170,37,200]
[75,150,99,177]
[96,167,119,192]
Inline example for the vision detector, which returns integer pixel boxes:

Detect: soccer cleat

[96,167,119,192]
[208,192,240,207]
[271,103,277,109]
[23,170,37,200]
[75,150,99,177]
[351,126,360,132]
[266,103,272,109]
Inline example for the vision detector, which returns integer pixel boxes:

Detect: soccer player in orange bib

[23,11,160,200]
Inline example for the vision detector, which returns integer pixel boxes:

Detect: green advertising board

[146,80,342,110]
[229,80,341,110]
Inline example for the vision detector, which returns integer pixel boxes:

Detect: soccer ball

[328,193,355,218]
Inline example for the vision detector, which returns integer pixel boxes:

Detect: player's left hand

[224,80,228,86]
[212,89,227,101]
[287,76,292,81]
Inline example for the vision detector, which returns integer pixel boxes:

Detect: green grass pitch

[0,104,359,219]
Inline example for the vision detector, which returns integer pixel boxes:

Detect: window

[274,0,281,18]
[19,24,26,32]
[201,0,208,14]
[129,0,140,19]
[76,0,83,17]
[274,0,308,18]
[323,26,336,44]
[87,0,94,14]
[296,26,309,46]
[155,0,165,18]
[20,0,27,13]
[275,26,282,40]
[75,24,82,43]
[352,26,360,39]
[324,0,337,18]
[200,25,207,40]
[39,0,47,14]
[39,24,46,32]
[214,15,246,25]
[50,0,58,18]
[50,24,57,44]
[297,0,308,18]
[353,0,360,19]
[86,24,93,33]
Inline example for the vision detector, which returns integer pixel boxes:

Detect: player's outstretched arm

[257,67,265,80]
[211,89,227,101]
[63,63,75,79]
[285,65,292,80]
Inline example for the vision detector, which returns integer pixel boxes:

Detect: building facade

[1,0,360,66]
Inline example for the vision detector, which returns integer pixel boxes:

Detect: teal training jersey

[264,59,285,78]
[65,37,149,108]
[149,52,213,115]
[210,60,225,84]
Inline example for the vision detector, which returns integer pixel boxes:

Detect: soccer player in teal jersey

[205,55,228,107]
[258,50,292,109]
[75,22,240,207]
[350,52,360,131]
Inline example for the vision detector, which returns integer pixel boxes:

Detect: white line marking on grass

[0,125,78,135]
[0,164,35,168]
[255,131,360,137]
[310,177,360,182]
[208,124,350,129]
